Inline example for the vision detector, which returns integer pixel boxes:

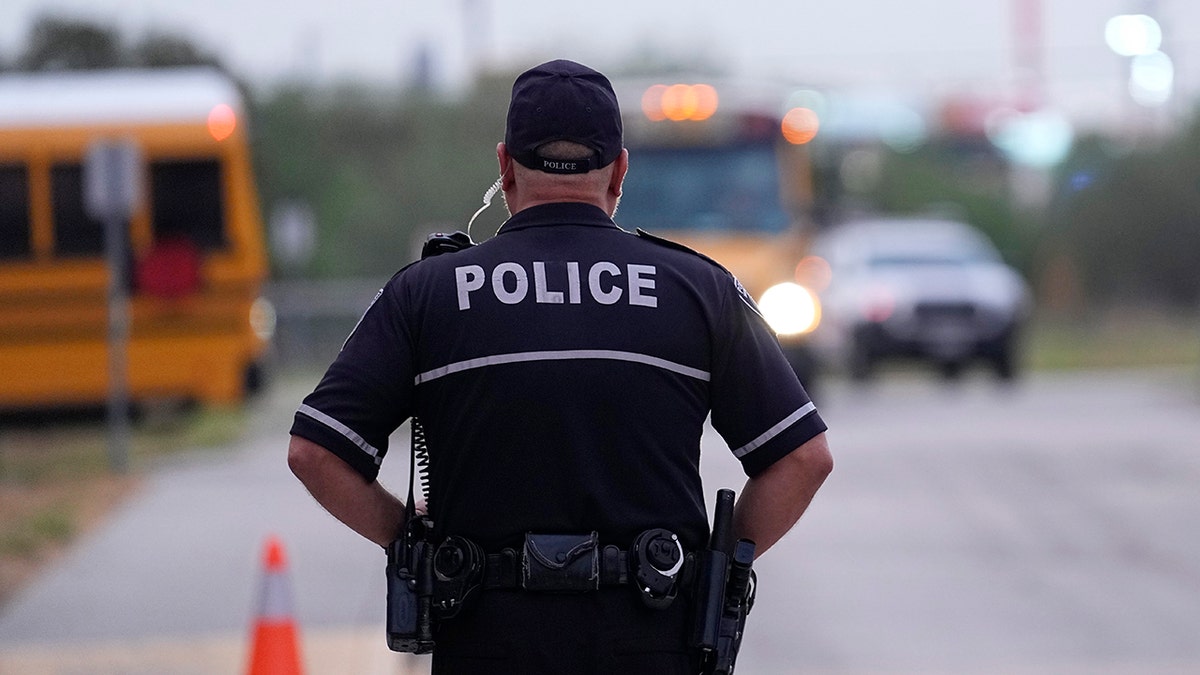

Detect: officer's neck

[504,187,616,218]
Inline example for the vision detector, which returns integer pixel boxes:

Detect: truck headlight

[759,282,821,336]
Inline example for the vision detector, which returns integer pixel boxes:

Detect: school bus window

[150,159,226,250]
[618,144,789,234]
[0,164,31,260]
[51,163,105,257]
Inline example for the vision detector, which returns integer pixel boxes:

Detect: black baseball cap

[505,59,623,174]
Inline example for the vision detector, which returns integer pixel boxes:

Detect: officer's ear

[608,148,628,197]
[497,142,516,191]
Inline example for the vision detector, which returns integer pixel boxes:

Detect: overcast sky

[2,0,1198,130]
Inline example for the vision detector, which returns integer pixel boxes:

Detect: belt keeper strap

[483,549,519,589]
[601,545,627,586]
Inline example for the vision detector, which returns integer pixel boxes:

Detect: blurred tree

[12,14,224,73]
[17,15,123,70]
[132,31,222,69]
[1043,113,1200,308]
[250,72,512,279]
[829,108,1200,313]
[855,140,1030,271]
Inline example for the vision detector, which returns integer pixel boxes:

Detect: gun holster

[693,489,757,675]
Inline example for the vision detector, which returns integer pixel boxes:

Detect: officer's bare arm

[288,435,406,548]
[732,432,833,559]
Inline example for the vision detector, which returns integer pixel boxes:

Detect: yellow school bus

[0,68,272,408]
[614,78,825,382]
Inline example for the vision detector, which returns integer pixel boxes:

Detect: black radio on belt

[385,514,435,653]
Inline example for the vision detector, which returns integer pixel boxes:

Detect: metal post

[104,206,131,474]
[85,139,142,474]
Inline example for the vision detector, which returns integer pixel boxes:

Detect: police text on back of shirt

[455,261,657,309]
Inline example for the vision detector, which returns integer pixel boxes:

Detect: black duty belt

[390,487,755,668]
[432,529,692,614]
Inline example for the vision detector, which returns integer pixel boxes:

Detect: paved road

[739,369,1200,674]
[1,368,1199,674]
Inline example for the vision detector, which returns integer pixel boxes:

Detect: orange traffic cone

[246,535,305,675]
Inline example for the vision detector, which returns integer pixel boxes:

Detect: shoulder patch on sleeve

[732,275,764,317]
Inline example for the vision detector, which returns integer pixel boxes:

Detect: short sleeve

[289,282,415,481]
[708,274,827,477]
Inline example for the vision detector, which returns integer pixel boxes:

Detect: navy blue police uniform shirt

[291,202,826,553]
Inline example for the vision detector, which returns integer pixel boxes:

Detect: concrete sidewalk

[0,374,430,675]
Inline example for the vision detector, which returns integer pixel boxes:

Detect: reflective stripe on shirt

[732,402,817,458]
[414,349,710,385]
[296,404,384,466]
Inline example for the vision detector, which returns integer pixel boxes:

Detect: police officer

[288,59,833,673]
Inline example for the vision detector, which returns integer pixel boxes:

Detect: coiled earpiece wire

[466,178,503,241]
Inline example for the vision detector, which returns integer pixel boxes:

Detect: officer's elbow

[812,435,834,479]
[288,435,329,483]
[786,432,833,483]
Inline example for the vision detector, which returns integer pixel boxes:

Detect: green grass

[1027,310,1200,371]
[0,401,252,484]
[136,403,250,455]
[0,507,73,557]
